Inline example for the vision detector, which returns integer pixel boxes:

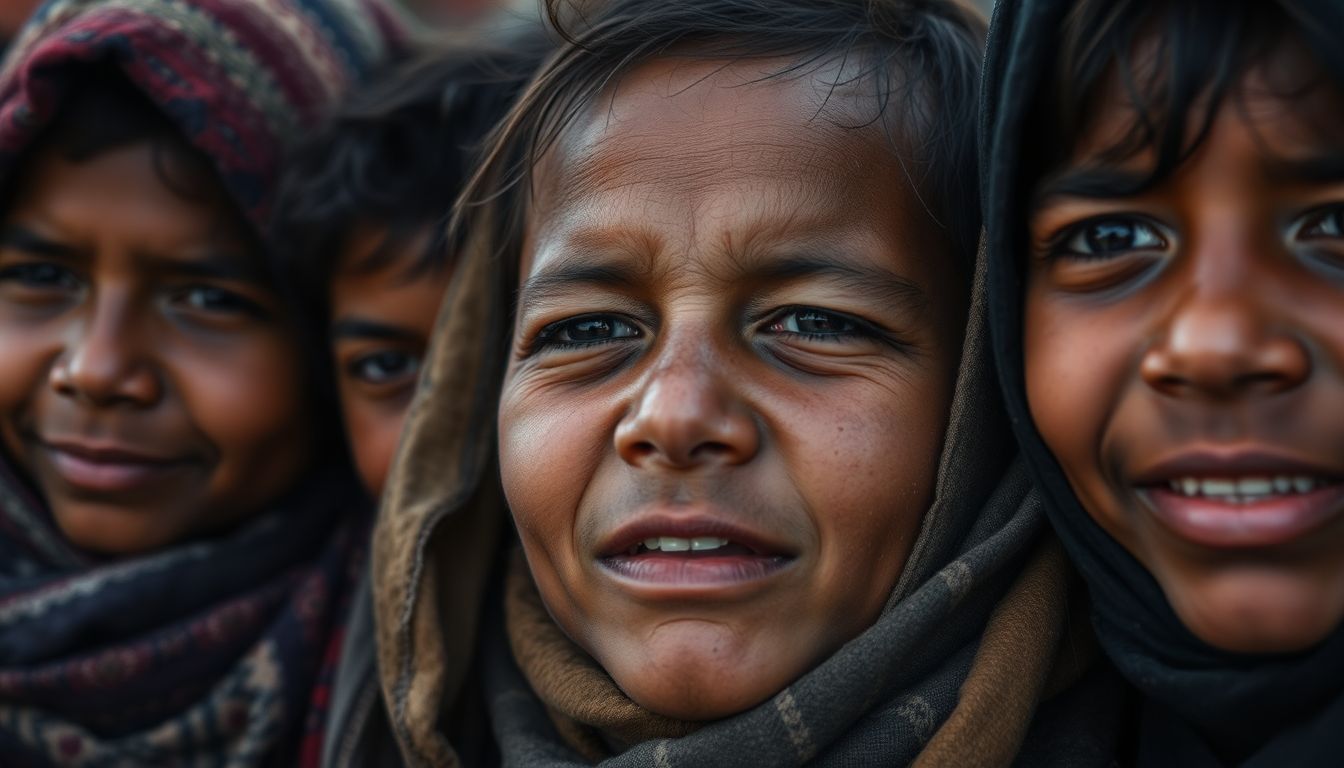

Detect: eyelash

[1045,215,1170,261]
[529,313,643,354]
[760,306,876,343]
[0,261,81,290]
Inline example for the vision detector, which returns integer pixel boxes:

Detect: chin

[1163,567,1344,655]
[600,623,802,721]
[52,502,176,556]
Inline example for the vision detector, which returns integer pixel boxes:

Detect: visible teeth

[644,538,661,551]
[658,537,690,552]
[690,537,728,551]
[1165,475,1325,500]
[1235,477,1272,495]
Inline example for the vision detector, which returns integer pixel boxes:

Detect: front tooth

[1236,477,1272,496]
[644,537,661,551]
[1293,476,1316,493]
[658,537,691,552]
[1200,479,1236,496]
[1181,478,1200,496]
[690,537,726,551]
[1274,476,1292,493]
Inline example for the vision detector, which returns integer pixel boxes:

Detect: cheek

[1024,291,1127,480]
[340,397,406,499]
[172,334,309,481]
[498,376,611,547]
[786,368,953,612]
[0,324,59,458]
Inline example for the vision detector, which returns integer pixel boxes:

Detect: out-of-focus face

[497,57,966,720]
[329,225,451,497]
[1025,41,1344,654]
[0,141,312,555]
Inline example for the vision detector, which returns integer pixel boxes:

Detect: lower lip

[599,552,793,589]
[1142,484,1344,549]
[46,449,183,494]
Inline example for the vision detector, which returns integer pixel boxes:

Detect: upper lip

[40,436,182,465]
[1131,446,1344,485]
[597,510,799,558]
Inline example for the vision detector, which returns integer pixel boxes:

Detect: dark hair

[454,0,987,294]
[272,33,549,306]
[1027,0,1340,197]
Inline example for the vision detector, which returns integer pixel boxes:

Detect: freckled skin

[0,142,312,555]
[329,225,451,497]
[1025,41,1344,653]
[497,57,967,720]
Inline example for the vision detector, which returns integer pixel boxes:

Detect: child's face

[498,58,966,720]
[0,141,312,554]
[1025,41,1344,654]
[329,226,450,497]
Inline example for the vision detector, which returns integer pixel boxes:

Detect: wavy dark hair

[273,31,549,309]
[1026,0,1343,198]
[452,0,988,302]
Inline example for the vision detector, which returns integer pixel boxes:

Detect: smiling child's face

[329,225,450,497]
[498,57,966,720]
[0,141,312,555]
[1026,40,1344,654]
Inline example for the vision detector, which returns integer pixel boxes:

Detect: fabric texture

[373,191,1117,766]
[0,2,409,766]
[0,0,414,227]
[981,1,1344,765]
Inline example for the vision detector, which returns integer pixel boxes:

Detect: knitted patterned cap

[0,0,415,226]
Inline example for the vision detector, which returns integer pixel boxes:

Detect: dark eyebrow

[754,255,925,310]
[518,258,642,309]
[0,224,82,259]
[331,317,421,343]
[1031,167,1154,208]
[1264,151,1344,184]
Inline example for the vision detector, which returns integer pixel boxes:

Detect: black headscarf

[982,1,1344,765]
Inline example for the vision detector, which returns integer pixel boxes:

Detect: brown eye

[766,308,859,338]
[536,314,641,350]
[1056,217,1168,259]
[1295,206,1344,241]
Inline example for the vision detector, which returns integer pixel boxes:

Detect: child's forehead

[531,56,898,226]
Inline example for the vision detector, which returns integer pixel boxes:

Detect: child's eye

[169,285,264,317]
[1294,205,1344,241]
[0,261,80,291]
[534,314,642,351]
[1053,217,1169,259]
[764,307,859,339]
[349,350,421,385]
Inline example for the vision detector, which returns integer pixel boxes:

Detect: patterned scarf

[0,1,410,765]
[0,458,368,767]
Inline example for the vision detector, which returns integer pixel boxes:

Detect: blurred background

[1,0,998,52]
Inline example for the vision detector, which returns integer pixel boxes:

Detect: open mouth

[1141,473,1344,549]
[598,526,796,588]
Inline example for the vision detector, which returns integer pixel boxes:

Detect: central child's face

[0,141,312,555]
[329,225,451,497]
[498,58,966,720]
[1025,42,1344,654]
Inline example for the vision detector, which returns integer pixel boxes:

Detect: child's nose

[49,301,161,408]
[614,352,759,471]
[1139,287,1310,401]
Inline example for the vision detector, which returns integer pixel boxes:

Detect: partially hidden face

[329,225,450,497]
[1026,40,1344,654]
[498,57,967,720]
[0,140,312,555]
